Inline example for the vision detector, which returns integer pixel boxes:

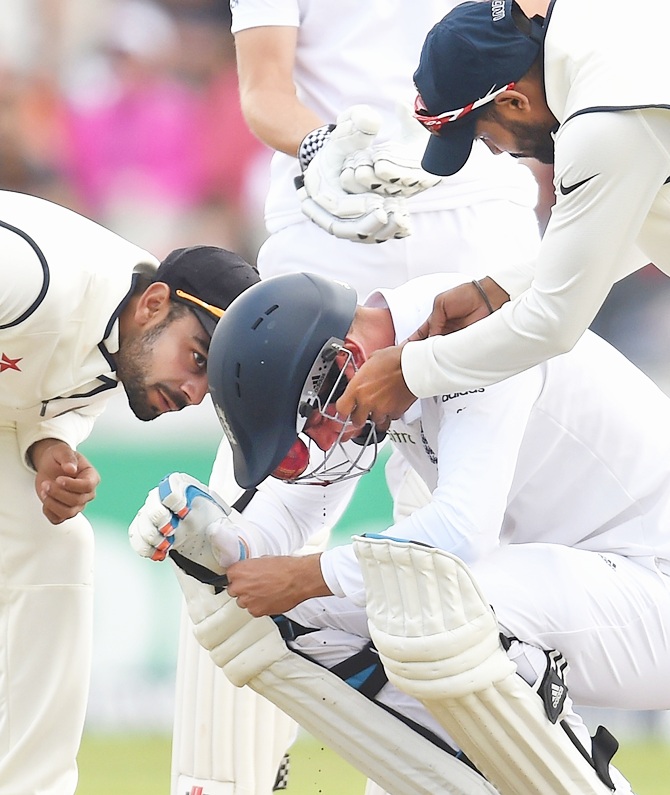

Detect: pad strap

[561,722,619,790]
[329,641,388,700]
[169,550,229,592]
[537,649,569,724]
[272,614,319,641]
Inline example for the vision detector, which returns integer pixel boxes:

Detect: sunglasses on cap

[175,288,225,319]
[413,83,515,136]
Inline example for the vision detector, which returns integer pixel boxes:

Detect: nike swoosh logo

[559,174,598,195]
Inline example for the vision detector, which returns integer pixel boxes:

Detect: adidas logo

[551,683,565,709]
[311,372,326,392]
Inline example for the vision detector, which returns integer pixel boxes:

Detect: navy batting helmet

[208,273,359,489]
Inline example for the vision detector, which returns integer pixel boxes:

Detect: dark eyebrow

[194,333,210,353]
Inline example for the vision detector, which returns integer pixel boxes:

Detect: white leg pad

[353,536,614,795]
[365,780,392,795]
[172,604,296,795]
[174,563,499,795]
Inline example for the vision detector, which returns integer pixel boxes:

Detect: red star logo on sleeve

[0,353,22,372]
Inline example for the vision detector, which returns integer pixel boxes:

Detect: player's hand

[340,104,442,199]
[30,439,100,524]
[128,473,246,573]
[298,105,411,243]
[335,344,417,429]
[226,554,331,617]
[408,278,509,341]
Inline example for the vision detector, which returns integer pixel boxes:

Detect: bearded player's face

[475,113,555,164]
[117,310,209,421]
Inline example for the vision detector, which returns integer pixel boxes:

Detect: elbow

[239,102,258,137]
[237,89,263,139]
[523,299,584,359]
[464,534,498,564]
[551,323,582,357]
[448,524,498,565]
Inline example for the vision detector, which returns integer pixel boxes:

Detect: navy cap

[155,246,260,338]
[414,0,544,176]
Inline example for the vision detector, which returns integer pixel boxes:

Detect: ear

[493,88,532,115]
[134,282,172,328]
[340,337,366,374]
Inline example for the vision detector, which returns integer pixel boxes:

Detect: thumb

[52,444,79,477]
[330,104,382,157]
[407,319,430,342]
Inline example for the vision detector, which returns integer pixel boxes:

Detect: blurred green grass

[77,731,670,794]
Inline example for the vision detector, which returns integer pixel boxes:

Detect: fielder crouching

[130,272,670,794]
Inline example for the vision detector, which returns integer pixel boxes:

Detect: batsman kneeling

[131,272,670,794]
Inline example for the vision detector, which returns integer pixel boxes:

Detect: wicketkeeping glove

[296,104,411,244]
[128,472,247,573]
[340,103,442,199]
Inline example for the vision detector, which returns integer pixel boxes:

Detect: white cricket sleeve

[234,441,367,557]
[208,434,371,558]
[17,403,108,471]
[321,368,541,604]
[403,109,667,397]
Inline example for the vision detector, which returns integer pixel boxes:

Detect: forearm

[235,26,324,157]
[289,554,332,602]
[242,89,324,157]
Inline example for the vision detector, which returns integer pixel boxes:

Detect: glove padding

[300,191,412,243]
[298,104,411,243]
[128,473,246,573]
[340,103,442,199]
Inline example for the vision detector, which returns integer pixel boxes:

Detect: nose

[305,413,341,452]
[309,423,339,452]
[182,373,208,406]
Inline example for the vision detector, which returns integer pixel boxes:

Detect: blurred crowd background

[1,0,669,744]
[0,0,270,263]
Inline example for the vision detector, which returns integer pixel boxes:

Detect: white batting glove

[128,473,247,573]
[340,103,442,199]
[297,105,407,244]
[371,196,412,241]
